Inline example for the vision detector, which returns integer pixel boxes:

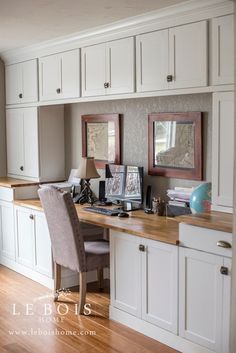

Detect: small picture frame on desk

[81,114,121,169]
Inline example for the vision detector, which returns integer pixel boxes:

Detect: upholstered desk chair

[38,186,109,314]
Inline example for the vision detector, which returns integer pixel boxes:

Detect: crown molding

[1,0,234,64]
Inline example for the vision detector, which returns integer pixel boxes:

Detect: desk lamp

[75,157,100,205]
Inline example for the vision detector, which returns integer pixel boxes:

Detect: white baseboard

[109,306,215,353]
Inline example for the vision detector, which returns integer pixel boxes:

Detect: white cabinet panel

[15,207,34,268]
[110,231,141,317]
[142,239,178,333]
[6,109,24,176]
[40,49,80,101]
[222,257,231,353]
[6,108,39,179]
[0,201,15,260]
[23,108,39,178]
[6,59,38,105]
[82,43,106,97]
[169,21,208,89]
[34,211,52,277]
[212,91,234,212]
[82,37,134,97]
[107,37,134,94]
[212,15,234,85]
[136,30,169,92]
[179,247,224,352]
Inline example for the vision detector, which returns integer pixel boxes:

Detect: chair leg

[79,272,87,315]
[97,268,104,291]
[54,262,61,302]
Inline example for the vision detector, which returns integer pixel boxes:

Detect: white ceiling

[0,0,186,53]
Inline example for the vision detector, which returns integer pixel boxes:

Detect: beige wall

[64,93,212,198]
[0,60,6,176]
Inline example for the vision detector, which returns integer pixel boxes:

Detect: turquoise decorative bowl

[190,182,212,214]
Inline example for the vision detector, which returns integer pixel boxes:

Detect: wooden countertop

[14,199,180,245]
[0,177,39,188]
[176,211,233,233]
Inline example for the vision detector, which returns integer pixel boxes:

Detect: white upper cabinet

[168,21,208,89]
[6,106,65,182]
[136,21,208,92]
[5,59,38,105]
[82,37,135,97]
[212,91,234,213]
[82,43,106,97]
[39,49,80,101]
[136,30,169,92]
[212,14,234,85]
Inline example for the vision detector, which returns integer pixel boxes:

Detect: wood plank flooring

[0,266,179,353]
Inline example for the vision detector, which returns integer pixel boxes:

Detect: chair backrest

[38,186,86,272]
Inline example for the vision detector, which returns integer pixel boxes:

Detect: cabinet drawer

[0,187,14,201]
[179,223,232,257]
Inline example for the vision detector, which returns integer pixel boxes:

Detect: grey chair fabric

[38,186,109,273]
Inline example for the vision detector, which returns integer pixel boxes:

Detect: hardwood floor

[0,266,179,353]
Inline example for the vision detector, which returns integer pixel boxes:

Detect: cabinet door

[106,37,134,94]
[60,49,80,99]
[82,43,106,97]
[212,15,234,85]
[15,206,34,268]
[141,239,178,333]
[212,91,234,211]
[23,107,39,178]
[222,257,231,353]
[6,109,24,176]
[5,64,20,104]
[179,247,224,351]
[110,230,141,317]
[136,30,169,92]
[169,21,208,89]
[20,59,38,103]
[34,211,52,277]
[39,54,61,101]
[0,201,15,260]
[6,60,38,104]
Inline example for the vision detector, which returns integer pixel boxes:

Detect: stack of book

[166,187,194,216]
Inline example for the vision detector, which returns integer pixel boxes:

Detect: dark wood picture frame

[82,114,121,169]
[148,112,203,180]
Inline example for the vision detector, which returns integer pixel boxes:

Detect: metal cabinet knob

[56,88,61,94]
[29,214,34,220]
[167,75,173,82]
[19,93,23,99]
[220,266,229,275]
[20,166,24,171]
[104,82,110,88]
[217,241,231,249]
[139,244,145,252]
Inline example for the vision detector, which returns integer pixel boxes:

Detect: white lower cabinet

[14,206,52,277]
[179,224,232,353]
[110,230,178,333]
[0,201,15,261]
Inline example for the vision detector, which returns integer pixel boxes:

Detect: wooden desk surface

[176,211,233,233]
[14,199,180,245]
[0,177,39,188]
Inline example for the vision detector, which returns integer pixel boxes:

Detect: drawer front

[0,187,14,202]
[179,223,232,257]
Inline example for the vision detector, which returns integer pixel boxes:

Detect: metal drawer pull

[139,244,145,252]
[217,241,231,249]
[220,266,229,275]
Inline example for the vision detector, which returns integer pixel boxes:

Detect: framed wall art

[148,112,203,180]
[82,114,121,168]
